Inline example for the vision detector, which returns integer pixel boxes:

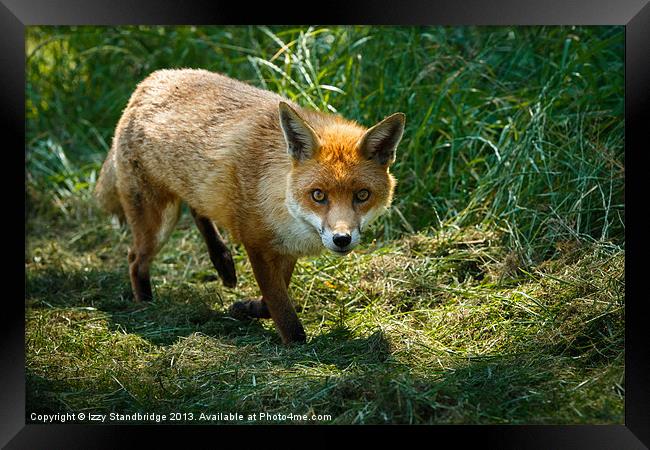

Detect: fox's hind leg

[190,208,237,288]
[119,182,181,302]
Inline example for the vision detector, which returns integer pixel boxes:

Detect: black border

[6,0,649,448]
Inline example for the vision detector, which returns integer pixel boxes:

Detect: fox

[94,68,405,344]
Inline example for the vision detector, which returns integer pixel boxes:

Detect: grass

[26,212,624,424]
[25,25,624,424]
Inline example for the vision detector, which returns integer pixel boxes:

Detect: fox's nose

[332,233,352,248]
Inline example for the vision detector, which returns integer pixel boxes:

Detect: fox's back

[130,69,283,121]
[112,69,289,225]
[117,68,286,165]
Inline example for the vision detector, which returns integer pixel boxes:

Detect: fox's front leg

[229,257,296,320]
[236,247,305,344]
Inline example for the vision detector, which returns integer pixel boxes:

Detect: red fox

[95,68,405,344]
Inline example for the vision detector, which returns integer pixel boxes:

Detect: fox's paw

[280,323,307,345]
[228,299,271,320]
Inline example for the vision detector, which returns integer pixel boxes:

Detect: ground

[25,206,624,424]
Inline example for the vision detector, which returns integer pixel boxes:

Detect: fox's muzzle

[320,224,360,255]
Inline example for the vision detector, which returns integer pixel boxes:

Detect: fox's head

[279,101,405,255]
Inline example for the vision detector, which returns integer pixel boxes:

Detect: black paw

[228,301,253,321]
[283,326,307,345]
[228,299,270,320]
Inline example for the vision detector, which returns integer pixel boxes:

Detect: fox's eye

[355,189,370,202]
[312,189,326,203]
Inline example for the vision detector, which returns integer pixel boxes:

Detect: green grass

[25,25,624,424]
[26,213,624,424]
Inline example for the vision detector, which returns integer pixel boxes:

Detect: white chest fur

[270,197,324,257]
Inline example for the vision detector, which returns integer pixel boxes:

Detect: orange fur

[95,68,405,344]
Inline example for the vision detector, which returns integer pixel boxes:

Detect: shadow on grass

[25,266,383,353]
[26,268,401,421]
[25,348,623,424]
[25,372,139,420]
[25,264,624,424]
[26,265,393,355]
[26,265,271,345]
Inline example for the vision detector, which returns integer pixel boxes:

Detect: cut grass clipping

[26,25,623,424]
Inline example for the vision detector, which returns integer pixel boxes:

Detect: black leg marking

[190,209,237,288]
[129,252,153,302]
[136,272,153,302]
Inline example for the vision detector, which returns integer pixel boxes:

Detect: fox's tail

[94,146,125,223]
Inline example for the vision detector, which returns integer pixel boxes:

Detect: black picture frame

[5,0,648,447]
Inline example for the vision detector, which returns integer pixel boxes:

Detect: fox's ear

[358,112,406,166]
[279,101,320,161]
